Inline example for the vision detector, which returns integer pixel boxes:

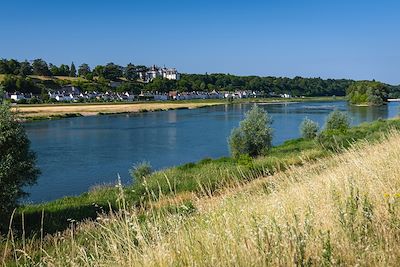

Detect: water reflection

[24,101,399,203]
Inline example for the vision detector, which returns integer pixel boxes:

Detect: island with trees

[346,80,390,106]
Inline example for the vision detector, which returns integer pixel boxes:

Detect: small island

[346,80,389,106]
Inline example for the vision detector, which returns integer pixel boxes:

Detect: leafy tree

[70,62,77,77]
[0,59,10,74]
[0,85,5,102]
[1,75,41,94]
[78,63,91,77]
[32,59,50,76]
[229,105,273,158]
[116,82,143,94]
[6,59,20,75]
[103,63,122,80]
[124,63,138,80]
[55,64,69,76]
[300,117,319,139]
[129,161,152,183]
[93,65,105,77]
[0,104,40,228]
[325,110,350,132]
[49,63,60,76]
[19,60,33,76]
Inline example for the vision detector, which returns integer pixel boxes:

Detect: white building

[10,93,26,101]
[140,65,181,82]
[161,68,180,80]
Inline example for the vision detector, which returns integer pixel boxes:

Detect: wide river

[24,100,400,203]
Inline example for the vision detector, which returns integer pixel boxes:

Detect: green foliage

[300,117,319,139]
[1,75,41,94]
[103,63,123,81]
[129,161,152,183]
[32,58,51,76]
[325,110,350,132]
[229,105,273,158]
[0,104,40,230]
[69,62,77,77]
[124,63,138,80]
[78,63,91,77]
[347,81,389,106]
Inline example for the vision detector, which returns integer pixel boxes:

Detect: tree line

[1,58,398,98]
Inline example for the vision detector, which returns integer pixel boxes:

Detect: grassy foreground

[3,126,400,265]
[4,118,400,236]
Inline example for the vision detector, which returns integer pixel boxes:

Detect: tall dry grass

[3,132,400,266]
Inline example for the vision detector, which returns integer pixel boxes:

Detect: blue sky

[1,0,399,84]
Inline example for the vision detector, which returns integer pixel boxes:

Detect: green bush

[300,117,319,139]
[325,110,350,132]
[0,104,40,231]
[229,105,273,158]
[129,161,152,183]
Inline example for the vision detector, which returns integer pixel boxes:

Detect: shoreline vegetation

[6,117,400,237]
[14,96,343,121]
[2,118,400,265]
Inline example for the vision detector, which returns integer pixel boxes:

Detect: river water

[24,100,399,203]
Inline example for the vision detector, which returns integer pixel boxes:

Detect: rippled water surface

[24,101,399,202]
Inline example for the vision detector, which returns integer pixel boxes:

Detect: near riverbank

[10,116,399,237]
[3,118,400,266]
[13,96,343,121]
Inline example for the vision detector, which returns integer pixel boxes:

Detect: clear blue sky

[1,0,399,84]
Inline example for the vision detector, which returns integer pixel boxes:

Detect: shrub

[325,110,350,132]
[316,130,349,151]
[300,117,319,139]
[0,104,40,230]
[129,161,152,183]
[229,105,273,158]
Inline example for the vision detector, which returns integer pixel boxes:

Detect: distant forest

[1,58,399,98]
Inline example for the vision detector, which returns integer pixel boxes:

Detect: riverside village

[3,64,291,103]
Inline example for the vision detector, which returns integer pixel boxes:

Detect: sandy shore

[12,102,223,119]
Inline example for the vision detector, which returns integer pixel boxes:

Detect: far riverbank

[13,96,344,121]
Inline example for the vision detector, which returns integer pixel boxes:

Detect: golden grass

[4,132,400,266]
[11,102,222,118]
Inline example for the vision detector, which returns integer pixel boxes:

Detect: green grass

[10,117,400,236]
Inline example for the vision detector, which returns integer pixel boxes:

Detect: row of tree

[1,58,398,98]
[0,58,148,81]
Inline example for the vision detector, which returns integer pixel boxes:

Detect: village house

[10,92,29,102]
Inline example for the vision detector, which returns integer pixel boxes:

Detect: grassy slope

[4,124,400,266]
[12,118,400,236]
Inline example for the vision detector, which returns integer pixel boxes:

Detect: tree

[300,117,319,139]
[103,63,122,80]
[0,104,40,227]
[229,105,273,158]
[93,65,105,77]
[49,63,60,76]
[6,59,20,75]
[78,63,91,77]
[325,110,350,132]
[19,60,33,76]
[32,59,50,76]
[70,62,77,77]
[0,85,5,102]
[58,64,70,76]
[124,63,137,80]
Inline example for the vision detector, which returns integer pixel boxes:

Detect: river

[24,100,399,203]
